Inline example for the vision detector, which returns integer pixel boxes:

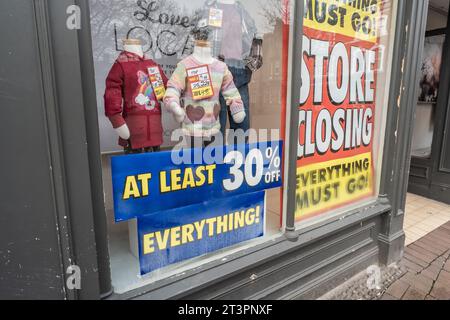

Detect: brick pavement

[381,221,450,300]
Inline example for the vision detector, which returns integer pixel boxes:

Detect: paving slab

[318,222,450,300]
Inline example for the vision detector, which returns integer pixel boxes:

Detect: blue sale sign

[112,141,282,222]
[138,191,265,275]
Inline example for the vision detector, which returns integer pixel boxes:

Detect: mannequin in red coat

[104,39,168,154]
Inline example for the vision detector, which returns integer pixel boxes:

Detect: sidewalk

[381,221,450,300]
[404,193,450,245]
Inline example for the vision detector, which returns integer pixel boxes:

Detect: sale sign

[138,191,265,275]
[296,0,384,221]
[111,142,281,275]
[111,141,283,222]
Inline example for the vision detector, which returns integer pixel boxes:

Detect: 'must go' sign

[295,0,384,221]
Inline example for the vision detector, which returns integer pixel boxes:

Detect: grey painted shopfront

[0,0,430,300]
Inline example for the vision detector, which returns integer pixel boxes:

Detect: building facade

[0,0,430,300]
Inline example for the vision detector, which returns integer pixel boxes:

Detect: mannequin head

[193,40,214,64]
[191,22,211,42]
[195,40,211,48]
[123,39,144,58]
[190,18,214,64]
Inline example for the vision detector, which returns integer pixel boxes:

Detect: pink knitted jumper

[164,55,244,137]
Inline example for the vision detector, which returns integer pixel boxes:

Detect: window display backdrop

[90,0,289,153]
[295,0,396,222]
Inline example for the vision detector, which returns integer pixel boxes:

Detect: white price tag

[208,8,223,28]
[186,65,214,101]
[147,67,165,100]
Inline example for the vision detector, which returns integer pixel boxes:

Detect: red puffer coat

[104,51,168,149]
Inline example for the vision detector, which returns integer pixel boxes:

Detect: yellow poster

[296,0,383,221]
[296,153,373,219]
[303,0,383,43]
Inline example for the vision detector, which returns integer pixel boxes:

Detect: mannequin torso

[170,40,216,121]
[169,39,246,126]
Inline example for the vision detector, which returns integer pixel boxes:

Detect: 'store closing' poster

[296,0,385,220]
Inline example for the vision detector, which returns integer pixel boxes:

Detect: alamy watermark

[366,265,381,290]
[169,128,281,165]
[66,265,81,290]
[66,5,81,30]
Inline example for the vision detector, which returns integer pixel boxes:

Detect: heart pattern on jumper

[186,105,205,122]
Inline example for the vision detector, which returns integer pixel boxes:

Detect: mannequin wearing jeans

[201,0,263,141]
[219,65,252,138]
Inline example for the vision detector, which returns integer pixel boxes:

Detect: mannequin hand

[232,110,246,124]
[115,124,131,140]
[170,102,186,123]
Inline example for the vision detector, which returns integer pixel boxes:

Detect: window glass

[295,0,398,224]
[411,0,449,159]
[89,0,290,293]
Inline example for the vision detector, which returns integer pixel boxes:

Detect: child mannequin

[114,39,145,141]
[202,0,263,141]
[168,39,215,124]
[168,39,246,126]
[104,38,168,153]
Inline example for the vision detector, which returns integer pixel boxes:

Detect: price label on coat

[147,67,166,100]
[208,8,223,28]
[186,65,214,101]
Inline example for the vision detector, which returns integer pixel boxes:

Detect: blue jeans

[219,66,252,139]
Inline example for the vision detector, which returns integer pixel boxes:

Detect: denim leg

[219,93,228,138]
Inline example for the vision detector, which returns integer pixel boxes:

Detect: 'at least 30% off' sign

[111,141,283,222]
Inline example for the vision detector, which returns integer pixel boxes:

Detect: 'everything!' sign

[138,192,265,274]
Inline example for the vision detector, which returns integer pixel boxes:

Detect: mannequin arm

[105,62,129,136]
[115,123,131,140]
[245,37,264,72]
[221,67,246,124]
[230,104,247,123]
[163,63,187,123]
[169,102,186,123]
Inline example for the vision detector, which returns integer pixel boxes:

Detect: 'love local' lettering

[134,0,197,28]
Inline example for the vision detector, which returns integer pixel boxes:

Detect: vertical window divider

[284,0,304,241]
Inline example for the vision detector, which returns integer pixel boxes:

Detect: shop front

[0,0,429,300]
[408,0,450,205]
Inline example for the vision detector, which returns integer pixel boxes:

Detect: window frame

[66,0,428,299]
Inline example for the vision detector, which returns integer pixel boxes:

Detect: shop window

[411,0,449,159]
[294,0,399,225]
[89,0,291,293]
